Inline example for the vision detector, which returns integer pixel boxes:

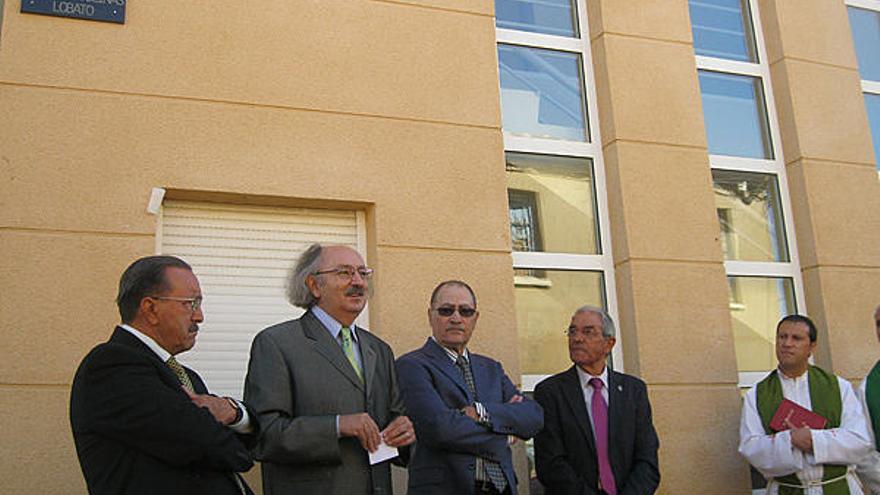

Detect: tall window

[496,0,618,391]
[846,0,880,172]
[689,0,806,387]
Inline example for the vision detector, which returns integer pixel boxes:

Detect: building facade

[1,0,879,493]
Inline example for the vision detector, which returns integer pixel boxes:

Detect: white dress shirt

[576,365,609,439]
[739,368,872,494]
[119,324,252,433]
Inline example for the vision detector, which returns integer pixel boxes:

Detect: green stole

[865,360,880,451]
[756,366,849,495]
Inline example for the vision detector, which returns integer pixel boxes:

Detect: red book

[769,398,828,431]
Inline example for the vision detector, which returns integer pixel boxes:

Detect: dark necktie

[166,356,194,393]
[455,354,508,492]
[590,378,616,495]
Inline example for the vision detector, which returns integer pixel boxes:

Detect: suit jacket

[243,310,405,495]
[69,327,256,495]
[534,366,660,495]
[395,338,544,494]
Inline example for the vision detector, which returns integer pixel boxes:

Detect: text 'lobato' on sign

[21,0,126,24]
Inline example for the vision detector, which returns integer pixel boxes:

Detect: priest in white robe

[739,315,872,494]
[856,305,880,494]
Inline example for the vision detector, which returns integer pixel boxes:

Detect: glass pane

[698,70,774,159]
[495,0,578,38]
[713,170,789,262]
[515,270,605,376]
[506,153,600,254]
[867,93,880,171]
[848,6,880,82]
[689,0,758,62]
[498,44,589,141]
[728,276,796,373]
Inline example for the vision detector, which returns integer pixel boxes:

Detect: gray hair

[286,244,324,309]
[574,305,616,339]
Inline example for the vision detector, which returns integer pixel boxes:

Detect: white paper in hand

[368,440,399,465]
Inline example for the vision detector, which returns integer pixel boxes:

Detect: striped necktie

[166,356,194,393]
[340,326,363,382]
[455,354,508,492]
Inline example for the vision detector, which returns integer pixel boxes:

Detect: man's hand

[339,413,381,453]
[461,405,480,421]
[183,387,238,425]
[788,422,814,453]
[381,415,416,448]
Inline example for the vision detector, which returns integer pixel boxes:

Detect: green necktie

[340,326,363,382]
[166,356,195,393]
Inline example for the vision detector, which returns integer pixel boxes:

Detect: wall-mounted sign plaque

[21,0,125,24]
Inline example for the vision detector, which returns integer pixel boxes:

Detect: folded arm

[77,346,252,472]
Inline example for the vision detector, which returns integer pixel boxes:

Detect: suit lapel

[561,366,597,454]
[110,327,190,392]
[607,371,624,466]
[423,338,471,399]
[471,356,491,401]
[356,327,377,400]
[301,312,365,392]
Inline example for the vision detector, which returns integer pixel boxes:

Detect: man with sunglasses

[396,280,544,494]
[244,244,415,495]
[70,256,257,494]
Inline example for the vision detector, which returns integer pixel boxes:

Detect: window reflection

[689,0,758,62]
[506,152,599,254]
[847,6,880,82]
[713,170,789,262]
[496,0,578,38]
[698,70,774,159]
[515,270,605,376]
[498,45,589,141]
[727,276,796,373]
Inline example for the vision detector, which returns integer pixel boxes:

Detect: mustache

[346,287,366,297]
[188,324,199,334]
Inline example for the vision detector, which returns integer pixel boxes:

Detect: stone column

[586,0,751,492]
[759,0,880,381]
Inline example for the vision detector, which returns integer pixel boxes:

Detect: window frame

[845,0,880,173]
[693,0,807,388]
[498,0,621,388]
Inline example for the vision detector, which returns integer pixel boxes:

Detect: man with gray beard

[244,244,415,495]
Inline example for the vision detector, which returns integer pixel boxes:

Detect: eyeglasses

[565,326,604,338]
[434,305,477,318]
[313,266,374,281]
[151,296,203,312]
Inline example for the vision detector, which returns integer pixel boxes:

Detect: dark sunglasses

[434,306,477,318]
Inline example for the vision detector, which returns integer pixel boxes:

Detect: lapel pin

[617,385,623,392]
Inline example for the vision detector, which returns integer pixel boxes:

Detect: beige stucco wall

[587,0,750,492]
[759,0,880,383]
[3,0,880,493]
[0,1,515,492]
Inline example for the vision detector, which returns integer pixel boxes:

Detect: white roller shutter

[158,200,366,399]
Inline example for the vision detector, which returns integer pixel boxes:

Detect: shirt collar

[312,305,358,342]
[777,366,808,382]
[431,336,469,363]
[120,323,172,362]
[576,364,609,391]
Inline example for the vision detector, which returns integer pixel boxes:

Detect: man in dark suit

[395,280,544,494]
[244,244,415,495]
[534,306,660,495]
[70,255,257,495]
